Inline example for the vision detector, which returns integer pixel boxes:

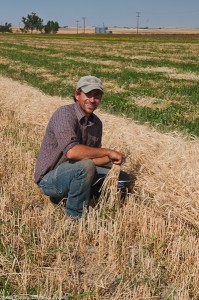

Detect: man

[34,75,130,218]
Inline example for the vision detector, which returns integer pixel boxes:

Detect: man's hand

[108,149,125,165]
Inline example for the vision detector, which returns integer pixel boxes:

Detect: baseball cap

[76,75,103,93]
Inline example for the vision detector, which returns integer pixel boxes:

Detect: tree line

[0,12,60,34]
[0,22,12,33]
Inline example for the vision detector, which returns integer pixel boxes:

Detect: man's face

[75,89,103,117]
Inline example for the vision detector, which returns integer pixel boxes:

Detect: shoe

[49,197,61,205]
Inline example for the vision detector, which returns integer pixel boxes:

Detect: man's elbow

[66,147,75,159]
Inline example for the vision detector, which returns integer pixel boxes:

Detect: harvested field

[0,76,199,299]
[12,26,199,35]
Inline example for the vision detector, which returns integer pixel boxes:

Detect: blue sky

[1,0,199,28]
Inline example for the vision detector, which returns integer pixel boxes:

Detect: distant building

[95,26,112,34]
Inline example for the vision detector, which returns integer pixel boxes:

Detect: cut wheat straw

[98,164,121,210]
[1,76,199,298]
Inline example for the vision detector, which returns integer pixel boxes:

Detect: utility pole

[76,20,79,34]
[82,17,86,33]
[136,12,141,34]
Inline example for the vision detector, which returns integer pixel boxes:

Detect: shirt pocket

[87,134,100,147]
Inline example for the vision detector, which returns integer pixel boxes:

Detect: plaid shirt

[34,102,102,183]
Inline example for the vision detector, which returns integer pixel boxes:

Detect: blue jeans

[38,159,130,218]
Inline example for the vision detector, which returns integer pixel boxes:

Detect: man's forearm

[67,144,125,165]
[66,144,111,160]
[92,156,111,166]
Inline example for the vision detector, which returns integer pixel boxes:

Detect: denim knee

[77,159,96,182]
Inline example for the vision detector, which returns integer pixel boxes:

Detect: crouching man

[34,75,130,218]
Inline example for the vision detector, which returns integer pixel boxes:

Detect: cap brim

[81,84,103,93]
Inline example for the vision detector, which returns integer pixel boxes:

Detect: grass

[0,34,198,136]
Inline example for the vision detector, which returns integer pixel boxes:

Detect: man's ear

[74,91,79,101]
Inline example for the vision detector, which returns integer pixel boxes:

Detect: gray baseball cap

[76,75,103,93]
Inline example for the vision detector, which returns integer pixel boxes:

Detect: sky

[1,0,199,29]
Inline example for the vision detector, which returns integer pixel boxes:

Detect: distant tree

[44,21,59,34]
[0,22,12,33]
[21,12,43,33]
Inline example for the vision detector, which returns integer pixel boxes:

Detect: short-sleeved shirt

[34,102,102,184]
